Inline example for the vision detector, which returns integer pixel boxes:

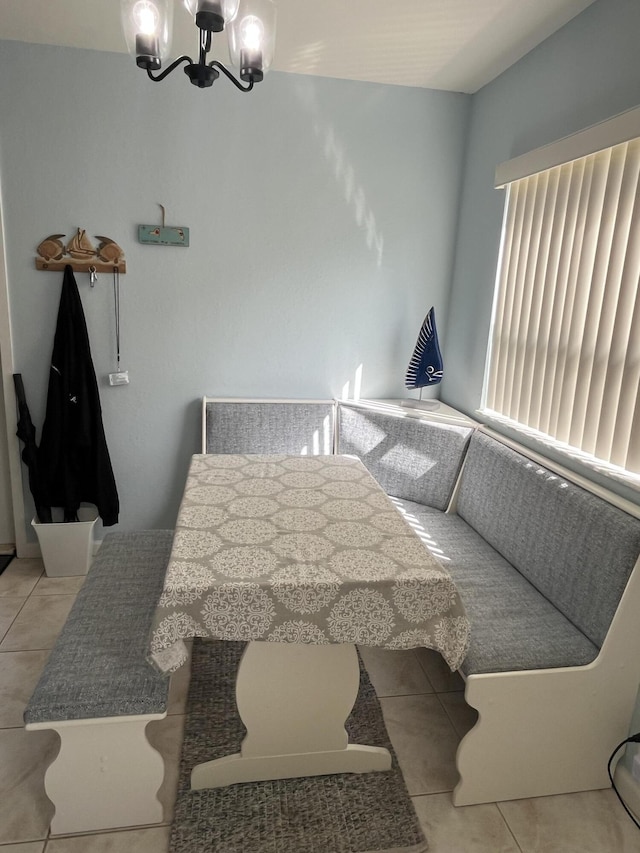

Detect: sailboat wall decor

[405,306,444,390]
[35,228,126,273]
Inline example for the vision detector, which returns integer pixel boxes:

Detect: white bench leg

[191,641,391,789]
[27,714,166,835]
[453,666,629,806]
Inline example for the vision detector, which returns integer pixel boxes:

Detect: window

[481,109,640,487]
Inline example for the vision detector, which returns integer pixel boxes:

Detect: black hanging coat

[38,265,119,525]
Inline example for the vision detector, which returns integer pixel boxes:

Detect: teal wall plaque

[138,225,189,247]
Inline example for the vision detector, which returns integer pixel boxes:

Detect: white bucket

[31,508,98,577]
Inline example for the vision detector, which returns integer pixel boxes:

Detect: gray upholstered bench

[391,429,640,806]
[336,401,640,805]
[397,430,640,675]
[24,530,174,835]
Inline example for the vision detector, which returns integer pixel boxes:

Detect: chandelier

[120,0,277,92]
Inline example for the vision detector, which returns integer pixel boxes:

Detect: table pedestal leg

[191,641,391,789]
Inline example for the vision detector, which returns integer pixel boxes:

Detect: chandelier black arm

[209,60,254,92]
[147,55,193,83]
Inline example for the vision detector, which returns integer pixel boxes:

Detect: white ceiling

[0,0,597,93]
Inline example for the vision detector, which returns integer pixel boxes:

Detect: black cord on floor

[608,733,640,830]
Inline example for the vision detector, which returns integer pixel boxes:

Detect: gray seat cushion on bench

[455,432,640,649]
[393,499,600,675]
[204,400,335,455]
[337,404,473,511]
[24,530,174,725]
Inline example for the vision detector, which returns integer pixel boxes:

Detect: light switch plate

[109,371,130,386]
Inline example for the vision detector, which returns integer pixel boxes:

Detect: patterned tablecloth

[150,454,470,673]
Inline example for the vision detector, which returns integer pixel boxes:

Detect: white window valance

[495,104,640,187]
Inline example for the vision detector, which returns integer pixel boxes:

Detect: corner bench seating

[204,396,640,806]
[24,530,174,835]
[386,426,640,805]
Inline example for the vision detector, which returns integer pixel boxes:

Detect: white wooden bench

[24,530,174,835]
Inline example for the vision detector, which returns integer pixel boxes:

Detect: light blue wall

[442,0,640,426]
[0,40,469,538]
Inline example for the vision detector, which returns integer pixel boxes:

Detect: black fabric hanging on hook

[13,373,52,524]
[38,265,119,525]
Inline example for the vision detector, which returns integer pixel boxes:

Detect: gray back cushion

[204,400,335,455]
[337,404,474,511]
[456,432,640,647]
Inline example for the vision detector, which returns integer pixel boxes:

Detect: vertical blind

[482,136,640,478]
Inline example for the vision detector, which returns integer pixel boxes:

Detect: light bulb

[238,15,264,50]
[227,0,276,81]
[121,0,172,68]
[133,0,160,35]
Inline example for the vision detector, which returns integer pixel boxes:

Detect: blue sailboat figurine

[405,306,444,389]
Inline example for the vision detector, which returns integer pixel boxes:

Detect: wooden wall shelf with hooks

[35,229,126,274]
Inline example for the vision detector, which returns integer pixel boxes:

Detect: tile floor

[1,557,640,852]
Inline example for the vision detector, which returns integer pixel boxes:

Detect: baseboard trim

[18,542,41,559]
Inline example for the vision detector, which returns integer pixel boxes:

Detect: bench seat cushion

[25,530,173,725]
[456,432,640,649]
[393,499,600,675]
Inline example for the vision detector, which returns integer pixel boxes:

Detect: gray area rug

[169,639,428,853]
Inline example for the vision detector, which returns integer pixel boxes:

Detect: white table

[150,453,469,788]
